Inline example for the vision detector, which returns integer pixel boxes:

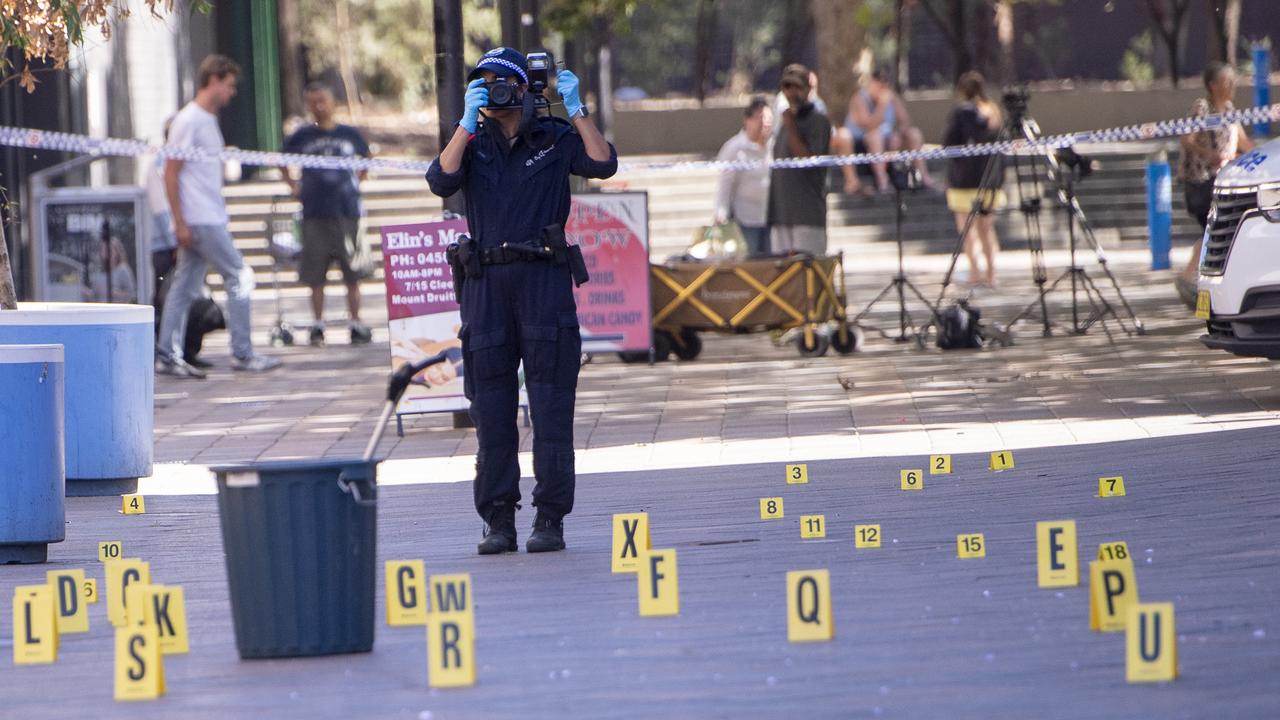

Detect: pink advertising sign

[566,192,651,352]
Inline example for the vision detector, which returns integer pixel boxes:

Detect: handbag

[346,212,375,280]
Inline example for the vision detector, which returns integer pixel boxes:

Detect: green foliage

[297,0,499,107]
[542,0,647,38]
[1120,30,1155,87]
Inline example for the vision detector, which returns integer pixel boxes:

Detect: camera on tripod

[1001,86,1030,125]
[484,51,552,109]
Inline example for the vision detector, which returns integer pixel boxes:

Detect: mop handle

[363,351,451,462]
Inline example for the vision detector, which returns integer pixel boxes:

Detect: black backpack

[936,300,984,350]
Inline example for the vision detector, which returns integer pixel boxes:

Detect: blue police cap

[468,47,529,84]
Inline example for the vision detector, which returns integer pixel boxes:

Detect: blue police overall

[427,116,618,526]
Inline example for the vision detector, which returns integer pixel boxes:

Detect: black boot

[477,505,517,555]
[526,512,566,553]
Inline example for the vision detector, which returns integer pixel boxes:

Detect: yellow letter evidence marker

[426,611,476,688]
[1089,560,1139,632]
[1126,603,1177,682]
[105,558,151,627]
[1036,520,1079,587]
[637,549,680,617]
[114,623,165,701]
[759,497,784,519]
[385,560,428,626]
[611,512,651,573]
[786,569,834,642]
[141,585,190,655]
[46,569,89,634]
[930,455,952,475]
[12,585,59,665]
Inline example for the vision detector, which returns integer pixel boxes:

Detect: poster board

[33,187,151,304]
[567,192,652,353]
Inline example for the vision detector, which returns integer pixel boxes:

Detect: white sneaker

[231,354,283,372]
[155,356,207,380]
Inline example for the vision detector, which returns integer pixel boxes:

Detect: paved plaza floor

[4,247,1279,717]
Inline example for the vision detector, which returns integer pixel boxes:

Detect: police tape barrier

[2,103,1278,176]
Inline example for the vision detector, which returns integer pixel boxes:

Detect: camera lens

[488,81,515,106]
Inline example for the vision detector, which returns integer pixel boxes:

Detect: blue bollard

[0,304,153,496]
[1146,150,1173,270]
[0,344,65,564]
[1254,44,1271,137]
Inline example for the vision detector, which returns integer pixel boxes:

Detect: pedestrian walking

[155,54,281,376]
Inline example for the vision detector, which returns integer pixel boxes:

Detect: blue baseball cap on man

[467,47,529,85]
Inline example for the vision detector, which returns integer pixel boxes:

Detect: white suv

[1197,137,1280,359]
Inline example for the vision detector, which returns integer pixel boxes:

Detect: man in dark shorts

[284,83,374,346]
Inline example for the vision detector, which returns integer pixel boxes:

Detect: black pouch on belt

[445,241,466,294]
[541,224,589,287]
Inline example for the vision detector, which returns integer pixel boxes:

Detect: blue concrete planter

[0,303,153,496]
[0,344,65,563]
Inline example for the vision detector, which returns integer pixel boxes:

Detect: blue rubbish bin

[212,458,378,658]
[0,344,66,564]
[0,303,153,496]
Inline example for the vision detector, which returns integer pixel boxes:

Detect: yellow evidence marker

[929,454,952,475]
[1126,603,1177,683]
[786,569,834,642]
[611,512,651,573]
[12,585,59,665]
[785,463,809,484]
[104,558,151,627]
[989,451,1015,471]
[46,569,90,634]
[386,560,429,626]
[1098,476,1126,497]
[956,533,986,559]
[1195,290,1211,320]
[99,540,123,562]
[854,524,881,549]
[900,469,924,491]
[127,584,190,655]
[114,622,165,701]
[799,515,826,539]
[1089,560,1139,632]
[426,610,476,688]
[85,578,100,605]
[637,549,680,617]
[1097,541,1133,568]
[1036,520,1079,588]
[121,494,145,515]
[759,497,785,520]
[429,574,475,633]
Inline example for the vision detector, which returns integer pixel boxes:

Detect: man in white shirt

[714,97,773,256]
[156,54,281,377]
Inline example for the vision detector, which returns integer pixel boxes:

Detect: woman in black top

[943,71,1004,286]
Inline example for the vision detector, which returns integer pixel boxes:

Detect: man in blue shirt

[427,47,617,555]
[284,83,374,346]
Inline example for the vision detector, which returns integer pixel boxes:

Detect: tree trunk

[693,0,717,106]
[811,0,865,126]
[0,220,16,309]
[918,0,972,83]
[1206,0,1241,66]
[335,0,363,121]
[277,0,305,120]
[1145,0,1189,87]
[500,0,521,48]
[594,14,615,143]
[780,0,811,65]
[994,0,1015,85]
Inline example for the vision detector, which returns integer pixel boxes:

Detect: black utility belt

[479,244,553,265]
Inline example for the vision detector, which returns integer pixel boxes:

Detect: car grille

[1201,188,1257,276]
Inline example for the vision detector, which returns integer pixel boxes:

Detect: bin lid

[0,344,64,363]
[210,456,381,475]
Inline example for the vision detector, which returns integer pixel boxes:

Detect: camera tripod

[935,99,1144,340]
[852,166,942,344]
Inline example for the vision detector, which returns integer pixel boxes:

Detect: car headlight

[1259,183,1280,222]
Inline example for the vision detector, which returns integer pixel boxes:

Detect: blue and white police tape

[1,103,1277,176]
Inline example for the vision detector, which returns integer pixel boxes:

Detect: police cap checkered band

[468,47,529,84]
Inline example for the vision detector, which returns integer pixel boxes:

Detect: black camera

[1001,86,1030,125]
[485,78,522,108]
[483,51,553,109]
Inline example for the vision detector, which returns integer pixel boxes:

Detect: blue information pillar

[1254,44,1271,137]
[1146,150,1173,270]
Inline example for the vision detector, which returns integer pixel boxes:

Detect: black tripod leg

[853,282,899,324]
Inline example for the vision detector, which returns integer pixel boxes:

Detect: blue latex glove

[460,78,488,134]
[557,69,584,118]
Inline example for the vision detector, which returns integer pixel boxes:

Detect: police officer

[427,48,617,555]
